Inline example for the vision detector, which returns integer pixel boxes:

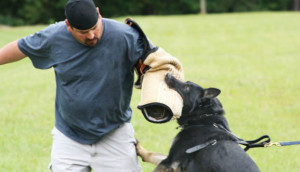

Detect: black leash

[212,123,271,151]
[240,135,271,151]
[185,123,300,154]
[214,123,300,149]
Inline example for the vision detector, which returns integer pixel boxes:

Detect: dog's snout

[165,73,172,81]
[165,73,175,87]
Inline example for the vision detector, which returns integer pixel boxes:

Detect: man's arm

[0,40,27,65]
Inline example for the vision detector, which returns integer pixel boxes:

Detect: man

[0,0,147,171]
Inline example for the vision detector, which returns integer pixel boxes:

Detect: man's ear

[204,88,221,98]
[65,19,72,32]
[96,7,102,19]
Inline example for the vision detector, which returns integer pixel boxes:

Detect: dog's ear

[204,88,221,98]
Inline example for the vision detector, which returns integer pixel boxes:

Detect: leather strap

[186,139,217,154]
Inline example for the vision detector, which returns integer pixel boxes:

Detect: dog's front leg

[136,141,167,165]
[153,161,181,172]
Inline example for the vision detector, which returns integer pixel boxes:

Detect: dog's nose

[165,73,176,88]
[165,73,172,81]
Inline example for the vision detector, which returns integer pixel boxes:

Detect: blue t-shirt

[18,19,144,144]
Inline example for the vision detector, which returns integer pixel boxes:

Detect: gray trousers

[49,123,142,172]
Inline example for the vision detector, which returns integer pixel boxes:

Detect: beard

[84,37,99,46]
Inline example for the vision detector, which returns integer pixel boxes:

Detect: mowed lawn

[0,12,299,172]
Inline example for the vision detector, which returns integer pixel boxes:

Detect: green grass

[1,12,300,171]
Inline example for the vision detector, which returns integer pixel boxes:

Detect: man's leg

[49,127,91,172]
[91,123,143,172]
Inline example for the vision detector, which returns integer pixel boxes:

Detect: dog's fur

[136,73,260,172]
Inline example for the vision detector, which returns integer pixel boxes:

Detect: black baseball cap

[65,0,98,30]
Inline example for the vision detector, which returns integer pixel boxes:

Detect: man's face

[66,8,103,47]
[68,19,102,46]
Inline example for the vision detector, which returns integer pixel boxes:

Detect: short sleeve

[18,24,57,69]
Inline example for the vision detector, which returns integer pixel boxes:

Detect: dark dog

[136,73,260,172]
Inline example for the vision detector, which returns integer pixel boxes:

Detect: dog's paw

[135,139,167,165]
[135,140,148,161]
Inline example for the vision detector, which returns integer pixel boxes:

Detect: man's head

[65,0,103,46]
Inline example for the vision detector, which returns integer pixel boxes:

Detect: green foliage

[96,0,199,18]
[1,12,300,171]
[206,0,295,13]
[0,0,299,26]
[0,15,25,26]
[0,0,67,26]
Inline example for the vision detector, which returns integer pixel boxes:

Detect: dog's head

[165,73,223,116]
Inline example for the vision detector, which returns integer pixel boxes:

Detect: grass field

[1,12,300,172]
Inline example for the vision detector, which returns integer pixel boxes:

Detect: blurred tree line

[0,0,298,26]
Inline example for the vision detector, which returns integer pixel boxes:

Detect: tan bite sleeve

[138,48,184,122]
